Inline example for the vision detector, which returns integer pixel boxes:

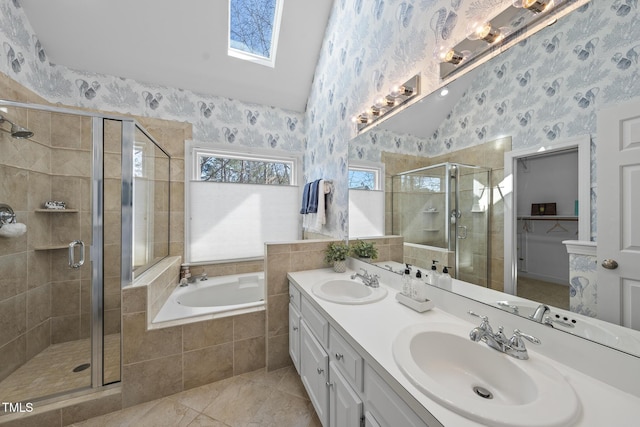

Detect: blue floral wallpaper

[0,1,306,169]
[569,253,598,317]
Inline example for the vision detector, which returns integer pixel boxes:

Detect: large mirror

[348,2,640,357]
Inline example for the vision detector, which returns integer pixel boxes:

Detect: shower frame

[392,161,491,283]
[0,99,161,402]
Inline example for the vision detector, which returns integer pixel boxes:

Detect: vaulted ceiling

[20,0,334,112]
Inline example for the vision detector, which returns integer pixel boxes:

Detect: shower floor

[0,334,120,404]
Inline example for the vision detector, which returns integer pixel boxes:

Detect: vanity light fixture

[513,0,551,13]
[354,74,420,133]
[439,0,580,79]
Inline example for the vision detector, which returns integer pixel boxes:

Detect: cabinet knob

[317,368,324,375]
[326,382,334,388]
[292,326,298,331]
[335,353,344,360]
[289,294,293,300]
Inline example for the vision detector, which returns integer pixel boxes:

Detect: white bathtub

[153,272,265,325]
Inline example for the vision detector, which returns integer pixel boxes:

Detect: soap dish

[396,292,434,313]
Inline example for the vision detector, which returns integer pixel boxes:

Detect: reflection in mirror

[348,2,640,356]
[132,126,170,278]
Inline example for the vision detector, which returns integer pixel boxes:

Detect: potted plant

[350,240,378,261]
[325,241,350,273]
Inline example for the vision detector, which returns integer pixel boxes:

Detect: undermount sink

[392,322,581,427]
[311,278,388,304]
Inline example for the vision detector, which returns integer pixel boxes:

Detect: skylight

[228,0,284,67]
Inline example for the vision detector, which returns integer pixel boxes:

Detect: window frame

[227,0,285,68]
[192,146,299,186]
[348,161,384,191]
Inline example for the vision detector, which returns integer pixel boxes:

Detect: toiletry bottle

[429,260,441,286]
[413,270,425,301]
[402,264,412,296]
[440,266,452,289]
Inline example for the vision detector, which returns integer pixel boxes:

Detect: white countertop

[287,267,640,427]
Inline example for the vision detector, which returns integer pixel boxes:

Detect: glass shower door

[454,164,491,286]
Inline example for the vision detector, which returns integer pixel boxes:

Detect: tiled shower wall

[0,102,98,380]
[382,137,511,291]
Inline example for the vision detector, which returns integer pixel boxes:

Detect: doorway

[504,136,591,302]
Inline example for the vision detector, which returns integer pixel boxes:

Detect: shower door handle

[457,226,468,239]
[68,240,85,269]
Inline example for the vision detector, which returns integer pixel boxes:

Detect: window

[187,145,300,263]
[348,165,381,190]
[197,151,293,185]
[228,0,284,67]
[348,162,385,238]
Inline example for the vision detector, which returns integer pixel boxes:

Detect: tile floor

[517,275,569,310]
[0,334,121,403]
[72,366,321,427]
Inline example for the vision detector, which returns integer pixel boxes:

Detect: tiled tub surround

[121,256,266,406]
[264,237,403,371]
[288,265,640,426]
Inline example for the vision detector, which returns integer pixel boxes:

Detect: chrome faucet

[188,273,208,283]
[350,268,380,288]
[468,311,541,360]
[530,304,550,323]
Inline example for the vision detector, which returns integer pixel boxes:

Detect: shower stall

[0,100,169,405]
[392,162,491,285]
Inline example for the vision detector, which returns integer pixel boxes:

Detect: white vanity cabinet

[290,281,431,427]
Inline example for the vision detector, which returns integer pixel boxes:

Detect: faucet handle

[468,311,493,334]
[509,329,541,349]
[359,267,369,277]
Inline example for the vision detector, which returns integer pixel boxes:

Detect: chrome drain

[73,363,91,373]
[473,386,493,399]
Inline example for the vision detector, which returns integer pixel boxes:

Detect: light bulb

[467,22,501,43]
[443,49,464,65]
[513,0,551,13]
[439,87,450,97]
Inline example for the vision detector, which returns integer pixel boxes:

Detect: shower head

[0,114,34,139]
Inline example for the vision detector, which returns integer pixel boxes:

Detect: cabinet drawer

[289,282,301,312]
[329,326,363,392]
[301,296,329,348]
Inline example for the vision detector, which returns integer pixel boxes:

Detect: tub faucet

[188,273,208,283]
[350,268,380,288]
[179,278,189,287]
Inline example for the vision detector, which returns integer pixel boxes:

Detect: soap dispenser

[428,260,441,286]
[440,266,452,289]
[413,270,427,301]
[402,264,412,296]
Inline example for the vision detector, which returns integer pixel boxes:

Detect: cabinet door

[301,321,329,426]
[329,362,362,427]
[289,304,301,374]
[363,411,381,427]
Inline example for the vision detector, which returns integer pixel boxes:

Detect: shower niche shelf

[35,209,79,213]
